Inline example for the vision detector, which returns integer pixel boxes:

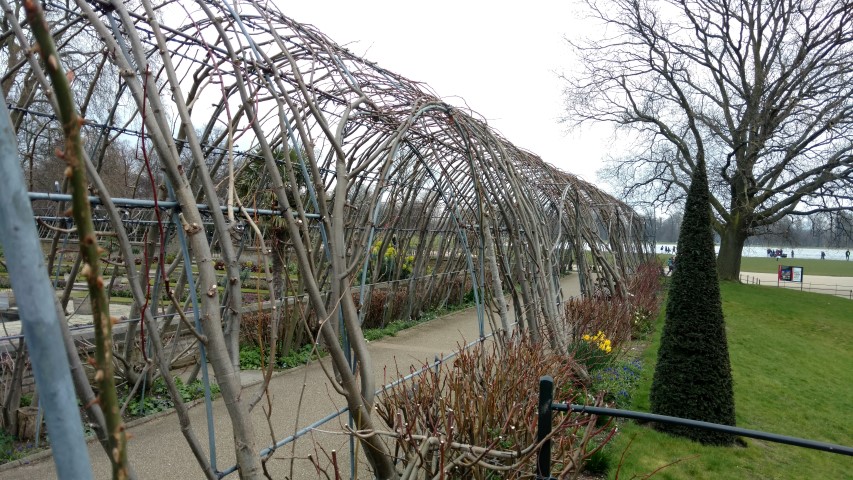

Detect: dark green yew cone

[650,157,736,445]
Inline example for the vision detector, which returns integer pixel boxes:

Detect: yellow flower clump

[371,240,397,258]
[582,331,612,353]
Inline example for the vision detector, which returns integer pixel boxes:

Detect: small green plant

[121,377,220,419]
[570,331,615,373]
[462,287,477,304]
[367,240,418,280]
[364,318,419,341]
[590,358,643,409]
[401,255,414,279]
[239,343,323,370]
[239,345,263,370]
[0,429,36,464]
[278,344,318,368]
[631,307,655,339]
[582,446,611,475]
[487,427,516,450]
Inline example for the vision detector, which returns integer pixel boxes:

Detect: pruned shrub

[650,159,736,445]
[562,297,632,353]
[562,261,664,351]
[358,288,409,329]
[240,310,275,348]
[377,336,615,478]
[239,304,311,360]
[624,261,664,338]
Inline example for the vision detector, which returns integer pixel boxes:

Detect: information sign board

[778,265,803,283]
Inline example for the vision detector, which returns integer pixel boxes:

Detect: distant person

[667,257,674,275]
[846,250,850,261]
[791,250,794,259]
[820,251,826,260]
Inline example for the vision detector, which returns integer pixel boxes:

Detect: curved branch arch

[2,0,654,476]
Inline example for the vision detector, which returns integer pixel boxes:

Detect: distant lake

[655,243,851,261]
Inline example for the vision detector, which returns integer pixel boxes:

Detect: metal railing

[739,274,853,299]
[535,376,853,480]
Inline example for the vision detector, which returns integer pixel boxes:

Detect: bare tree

[564,0,853,279]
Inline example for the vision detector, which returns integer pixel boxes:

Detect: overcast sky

[276,1,615,188]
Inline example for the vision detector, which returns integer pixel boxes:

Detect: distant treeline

[654,211,853,248]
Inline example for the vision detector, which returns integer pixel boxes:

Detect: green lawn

[738,257,853,277]
[656,254,853,277]
[607,282,853,479]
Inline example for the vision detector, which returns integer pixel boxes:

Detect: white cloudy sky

[276,0,616,188]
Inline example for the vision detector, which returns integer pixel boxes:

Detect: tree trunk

[271,232,285,302]
[716,221,748,281]
[271,234,288,357]
[2,339,26,436]
[481,214,510,336]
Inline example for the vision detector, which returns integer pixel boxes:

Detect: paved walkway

[0,275,582,479]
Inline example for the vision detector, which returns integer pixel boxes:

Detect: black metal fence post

[536,375,554,480]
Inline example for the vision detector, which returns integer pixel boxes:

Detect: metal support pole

[536,376,554,480]
[0,100,93,479]
[167,182,219,473]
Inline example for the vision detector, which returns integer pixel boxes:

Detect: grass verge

[607,282,852,479]
[656,255,853,277]
[738,257,853,277]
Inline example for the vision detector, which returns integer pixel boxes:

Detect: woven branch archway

[2,0,654,477]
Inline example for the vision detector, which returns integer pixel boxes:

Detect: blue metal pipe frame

[27,192,318,218]
[0,89,93,480]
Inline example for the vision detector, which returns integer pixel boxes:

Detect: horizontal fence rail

[27,192,309,217]
[536,376,853,480]
[739,274,853,299]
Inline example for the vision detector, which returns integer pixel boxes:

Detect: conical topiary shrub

[649,157,736,445]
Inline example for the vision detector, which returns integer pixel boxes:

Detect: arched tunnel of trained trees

[0,0,654,477]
